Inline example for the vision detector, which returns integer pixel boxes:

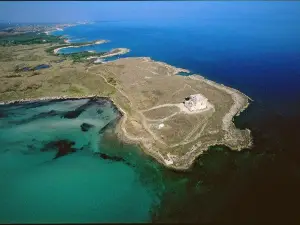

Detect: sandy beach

[53,40,108,54]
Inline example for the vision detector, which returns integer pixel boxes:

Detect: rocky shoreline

[112,67,253,171]
[141,57,190,74]
[0,56,253,171]
[168,75,253,170]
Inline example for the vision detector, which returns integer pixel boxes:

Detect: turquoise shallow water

[0,98,163,223]
[2,3,300,222]
[49,9,300,222]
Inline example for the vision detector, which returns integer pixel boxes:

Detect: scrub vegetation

[0,32,252,171]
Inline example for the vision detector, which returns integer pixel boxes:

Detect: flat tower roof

[190,94,207,101]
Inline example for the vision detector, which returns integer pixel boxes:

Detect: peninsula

[52,40,109,54]
[0,33,252,170]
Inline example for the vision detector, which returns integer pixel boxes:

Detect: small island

[0,31,252,170]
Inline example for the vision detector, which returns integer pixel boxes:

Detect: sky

[0,1,300,24]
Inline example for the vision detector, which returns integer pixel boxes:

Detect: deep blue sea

[1,2,300,223]
[54,15,300,118]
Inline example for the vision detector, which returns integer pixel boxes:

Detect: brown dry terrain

[0,43,252,170]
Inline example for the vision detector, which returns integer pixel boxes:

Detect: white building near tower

[184,94,208,112]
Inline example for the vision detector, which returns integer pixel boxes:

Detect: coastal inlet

[50,39,130,63]
[0,98,162,223]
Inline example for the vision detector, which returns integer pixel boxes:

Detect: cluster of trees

[60,51,106,63]
[0,32,64,46]
[0,32,109,63]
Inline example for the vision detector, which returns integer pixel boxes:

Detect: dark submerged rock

[63,109,84,119]
[98,153,124,162]
[80,122,94,132]
[12,110,60,125]
[62,98,96,119]
[33,110,59,119]
[41,139,77,159]
[97,109,103,114]
[97,152,131,166]
[0,111,6,118]
[99,121,114,134]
